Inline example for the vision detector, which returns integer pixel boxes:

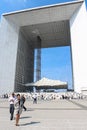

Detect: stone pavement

[0,98,87,130]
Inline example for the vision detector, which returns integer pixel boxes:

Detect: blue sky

[0,0,84,15]
[0,0,87,89]
[41,47,72,88]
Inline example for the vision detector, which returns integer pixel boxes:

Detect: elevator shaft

[36,36,41,81]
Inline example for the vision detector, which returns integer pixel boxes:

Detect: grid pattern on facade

[14,30,34,92]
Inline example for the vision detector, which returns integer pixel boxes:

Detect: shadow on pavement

[20,116,32,119]
[0,107,9,109]
[26,108,34,111]
[28,107,84,110]
[20,121,40,126]
[67,99,87,110]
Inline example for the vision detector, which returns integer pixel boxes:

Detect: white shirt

[8,96,15,104]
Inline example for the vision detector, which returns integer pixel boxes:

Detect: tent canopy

[25,77,68,89]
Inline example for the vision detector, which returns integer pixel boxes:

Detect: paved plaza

[0,98,87,130]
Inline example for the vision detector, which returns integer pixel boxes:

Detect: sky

[0,0,87,90]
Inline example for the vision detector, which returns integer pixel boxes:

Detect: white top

[8,96,15,104]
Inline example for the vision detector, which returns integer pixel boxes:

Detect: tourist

[32,93,37,104]
[8,92,15,120]
[14,94,23,126]
[21,94,27,111]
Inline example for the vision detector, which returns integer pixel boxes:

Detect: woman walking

[14,94,23,126]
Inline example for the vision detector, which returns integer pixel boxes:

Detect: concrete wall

[0,17,19,94]
[15,29,34,92]
[70,2,87,93]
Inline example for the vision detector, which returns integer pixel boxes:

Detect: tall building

[0,0,87,94]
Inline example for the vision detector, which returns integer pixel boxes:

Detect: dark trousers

[33,98,37,104]
[23,105,27,111]
[10,104,14,120]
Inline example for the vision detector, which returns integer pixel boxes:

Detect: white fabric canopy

[25,77,67,89]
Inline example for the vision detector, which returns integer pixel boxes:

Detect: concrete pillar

[70,2,87,93]
[0,17,19,94]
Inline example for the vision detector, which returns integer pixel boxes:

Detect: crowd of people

[17,92,87,101]
[0,91,87,126]
[1,91,87,100]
